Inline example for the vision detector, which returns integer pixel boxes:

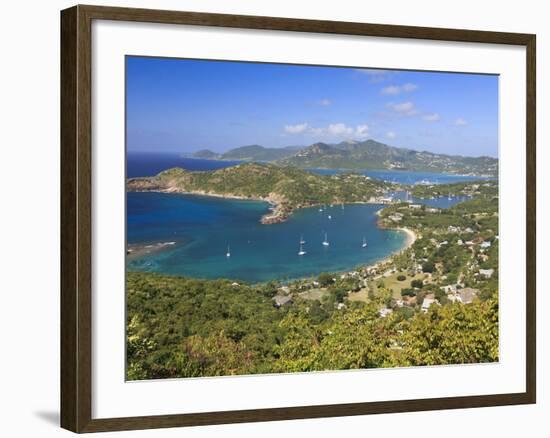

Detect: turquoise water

[127,192,406,283]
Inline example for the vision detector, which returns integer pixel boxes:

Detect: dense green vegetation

[127,272,498,380]
[127,179,499,380]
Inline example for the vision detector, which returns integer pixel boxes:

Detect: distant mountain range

[189,139,498,177]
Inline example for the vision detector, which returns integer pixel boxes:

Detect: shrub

[397,274,406,281]
[318,272,334,287]
[401,288,416,297]
[411,279,423,289]
[422,261,435,273]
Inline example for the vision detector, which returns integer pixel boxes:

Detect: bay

[127,192,406,283]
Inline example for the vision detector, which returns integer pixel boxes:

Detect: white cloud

[423,113,441,122]
[454,118,467,126]
[354,68,396,82]
[283,122,369,140]
[327,123,353,136]
[386,131,396,139]
[284,123,309,134]
[381,85,401,95]
[381,83,418,95]
[402,83,418,92]
[387,101,418,116]
[318,98,332,106]
[355,125,370,138]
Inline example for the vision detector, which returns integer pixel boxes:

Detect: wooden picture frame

[60,4,536,433]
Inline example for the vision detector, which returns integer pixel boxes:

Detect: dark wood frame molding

[61,4,536,433]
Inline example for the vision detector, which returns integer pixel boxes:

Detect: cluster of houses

[272,185,497,315]
[439,283,480,304]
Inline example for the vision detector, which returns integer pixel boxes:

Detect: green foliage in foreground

[127,272,498,380]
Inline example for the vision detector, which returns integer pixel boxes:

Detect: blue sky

[126,56,498,158]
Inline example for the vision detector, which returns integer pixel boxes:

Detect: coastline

[126,192,418,285]
[358,226,417,275]
[127,241,177,259]
[128,187,394,225]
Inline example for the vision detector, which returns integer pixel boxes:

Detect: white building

[421,298,438,313]
[479,268,495,279]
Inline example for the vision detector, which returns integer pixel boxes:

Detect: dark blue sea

[127,152,242,178]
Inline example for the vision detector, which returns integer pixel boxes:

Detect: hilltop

[188,139,497,177]
[127,162,394,223]
[278,139,498,176]
[192,149,220,159]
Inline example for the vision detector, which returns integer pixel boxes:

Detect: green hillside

[279,139,497,176]
[127,162,393,223]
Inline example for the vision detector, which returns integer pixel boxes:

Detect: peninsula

[127,162,396,224]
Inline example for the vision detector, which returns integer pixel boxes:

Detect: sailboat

[448,192,452,200]
[362,237,368,248]
[328,215,332,220]
[298,242,307,256]
[226,245,231,258]
[322,232,330,246]
[300,234,306,245]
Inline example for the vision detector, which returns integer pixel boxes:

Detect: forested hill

[278,139,497,176]
[189,139,497,176]
[127,162,393,223]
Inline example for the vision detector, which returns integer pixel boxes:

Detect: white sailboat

[226,245,231,258]
[448,192,452,200]
[300,234,306,245]
[298,242,307,256]
[328,215,332,220]
[362,237,368,248]
[322,232,330,246]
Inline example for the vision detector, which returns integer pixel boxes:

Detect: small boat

[226,245,231,258]
[328,215,332,220]
[448,193,452,200]
[298,242,307,256]
[362,237,368,248]
[322,233,330,246]
[341,203,345,210]
[319,207,323,212]
[300,234,306,245]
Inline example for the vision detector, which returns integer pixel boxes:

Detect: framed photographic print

[60,4,536,433]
